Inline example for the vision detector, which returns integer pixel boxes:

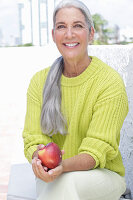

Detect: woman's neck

[63,56,91,78]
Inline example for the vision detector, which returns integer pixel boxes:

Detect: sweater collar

[61,56,104,87]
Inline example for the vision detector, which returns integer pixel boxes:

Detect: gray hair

[53,0,94,30]
[41,56,67,136]
[41,0,94,136]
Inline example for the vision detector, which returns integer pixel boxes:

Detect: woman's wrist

[62,153,96,173]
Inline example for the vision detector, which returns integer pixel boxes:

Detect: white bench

[7,163,131,200]
[7,163,37,200]
[7,45,133,200]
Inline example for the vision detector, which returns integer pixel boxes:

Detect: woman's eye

[57,25,66,29]
[74,24,83,28]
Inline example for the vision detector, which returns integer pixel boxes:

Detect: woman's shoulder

[32,66,50,80]
[27,66,50,95]
[30,66,50,85]
[93,56,124,84]
[92,56,127,96]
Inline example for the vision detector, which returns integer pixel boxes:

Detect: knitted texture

[22,56,129,176]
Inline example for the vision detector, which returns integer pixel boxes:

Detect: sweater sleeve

[78,81,129,169]
[22,71,53,163]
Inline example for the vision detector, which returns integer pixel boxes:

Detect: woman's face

[52,7,94,62]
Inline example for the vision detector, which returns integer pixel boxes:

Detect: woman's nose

[65,27,74,38]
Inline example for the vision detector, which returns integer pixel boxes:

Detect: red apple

[38,142,62,169]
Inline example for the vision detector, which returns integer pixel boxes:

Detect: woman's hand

[32,158,64,182]
[32,147,65,183]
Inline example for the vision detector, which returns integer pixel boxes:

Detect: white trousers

[36,168,126,200]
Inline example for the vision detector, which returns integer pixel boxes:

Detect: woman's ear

[52,29,55,43]
[88,27,95,44]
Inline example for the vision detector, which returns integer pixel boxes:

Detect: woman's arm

[62,153,96,172]
[32,152,96,183]
[23,71,53,163]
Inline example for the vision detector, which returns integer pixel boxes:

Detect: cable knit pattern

[22,56,128,176]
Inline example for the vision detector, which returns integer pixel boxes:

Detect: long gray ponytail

[41,56,67,136]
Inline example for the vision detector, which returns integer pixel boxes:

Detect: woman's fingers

[43,166,48,172]
[32,144,45,159]
[48,165,63,177]
[61,150,65,155]
[36,161,46,179]
[32,158,39,177]
[32,158,45,178]
[37,144,45,150]
[32,158,51,182]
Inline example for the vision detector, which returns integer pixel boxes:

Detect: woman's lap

[36,168,126,200]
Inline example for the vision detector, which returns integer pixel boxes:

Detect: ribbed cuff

[79,151,99,169]
[78,137,113,168]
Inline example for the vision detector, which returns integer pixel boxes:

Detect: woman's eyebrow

[55,21,85,26]
[55,22,66,26]
[73,21,85,25]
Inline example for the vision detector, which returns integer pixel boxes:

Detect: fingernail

[48,170,53,175]
[37,161,41,166]
[40,144,45,149]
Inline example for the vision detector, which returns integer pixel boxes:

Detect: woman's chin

[62,53,80,61]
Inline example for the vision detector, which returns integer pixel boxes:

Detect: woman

[22,0,129,199]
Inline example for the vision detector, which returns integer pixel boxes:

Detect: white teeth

[65,43,78,47]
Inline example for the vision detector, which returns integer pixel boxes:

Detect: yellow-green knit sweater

[22,56,129,176]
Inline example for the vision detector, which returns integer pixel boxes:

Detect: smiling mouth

[63,43,79,47]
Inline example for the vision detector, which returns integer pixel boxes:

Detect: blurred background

[0,0,133,47]
[0,0,133,199]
